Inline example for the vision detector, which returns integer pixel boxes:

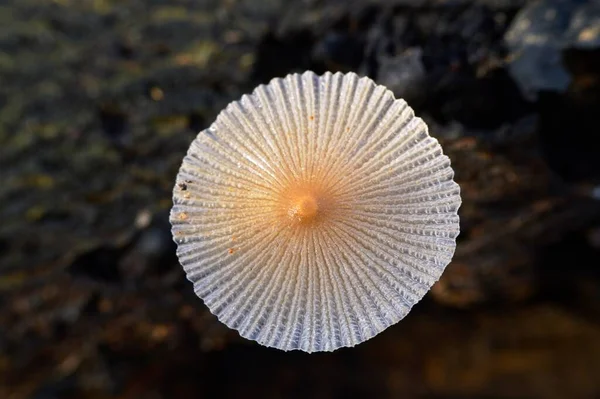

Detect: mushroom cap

[170,71,461,352]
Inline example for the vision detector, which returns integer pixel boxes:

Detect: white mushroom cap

[170,71,461,352]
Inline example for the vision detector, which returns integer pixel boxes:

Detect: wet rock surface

[1,0,600,398]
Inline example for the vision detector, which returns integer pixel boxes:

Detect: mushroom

[170,71,461,352]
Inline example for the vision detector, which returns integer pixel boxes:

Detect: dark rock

[564,3,600,49]
[313,32,365,71]
[251,31,317,83]
[375,47,427,105]
[68,247,124,283]
[119,224,177,280]
[505,0,600,100]
[538,87,600,182]
[98,105,128,140]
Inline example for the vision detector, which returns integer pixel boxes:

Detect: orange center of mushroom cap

[288,194,319,223]
[277,180,337,227]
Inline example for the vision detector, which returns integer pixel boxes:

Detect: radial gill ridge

[170,71,461,352]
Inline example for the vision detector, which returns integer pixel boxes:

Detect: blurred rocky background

[1,0,600,398]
